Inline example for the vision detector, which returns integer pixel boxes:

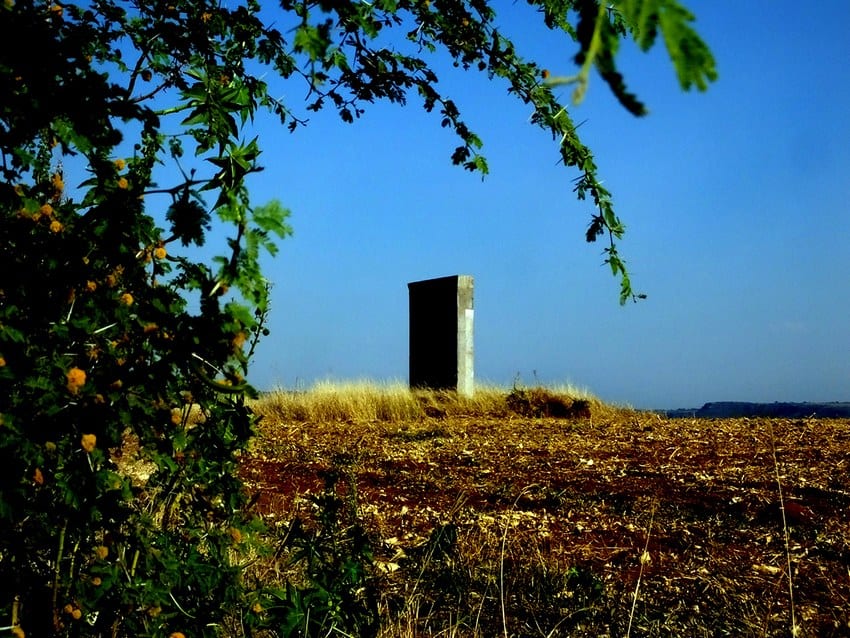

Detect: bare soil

[239,409,850,637]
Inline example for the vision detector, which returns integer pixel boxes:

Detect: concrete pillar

[408,275,474,397]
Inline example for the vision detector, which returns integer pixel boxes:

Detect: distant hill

[662,402,850,419]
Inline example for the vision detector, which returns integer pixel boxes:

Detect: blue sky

[216,2,850,409]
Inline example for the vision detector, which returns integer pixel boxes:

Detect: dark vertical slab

[408,275,474,396]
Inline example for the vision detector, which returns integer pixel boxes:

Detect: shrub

[0,3,289,635]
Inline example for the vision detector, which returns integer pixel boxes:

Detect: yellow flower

[120,293,134,306]
[232,331,247,350]
[86,280,97,292]
[169,632,186,638]
[153,246,167,260]
[71,608,82,620]
[91,576,102,586]
[117,177,129,189]
[66,367,86,394]
[52,172,64,193]
[49,220,63,233]
[40,203,54,217]
[48,4,62,17]
[81,433,97,453]
[0,356,5,367]
[94,545,108,559]
[33,468,44,484]
[114,158,126,171]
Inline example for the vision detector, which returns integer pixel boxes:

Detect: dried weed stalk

[768,420,799,637]
[626,501,656,638]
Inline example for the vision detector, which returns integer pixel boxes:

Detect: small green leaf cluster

[255,471,381,637]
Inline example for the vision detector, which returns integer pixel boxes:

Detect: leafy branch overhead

[1,0,715,304]
[278,0,717,302]
[258,0,717,299]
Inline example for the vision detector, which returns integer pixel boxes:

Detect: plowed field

[240,410,850,636]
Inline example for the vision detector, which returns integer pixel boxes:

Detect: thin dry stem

[768,420,798,637]
[500,484,539,638]
[626,502,656,638]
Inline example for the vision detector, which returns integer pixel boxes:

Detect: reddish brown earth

[239,411,850,637]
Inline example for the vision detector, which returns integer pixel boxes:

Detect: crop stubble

[240,409,850,636]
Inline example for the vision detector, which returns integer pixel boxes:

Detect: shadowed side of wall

[408,275,474,397]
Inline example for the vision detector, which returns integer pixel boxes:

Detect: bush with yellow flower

[0,2,292,635]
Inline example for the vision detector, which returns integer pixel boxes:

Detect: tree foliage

[0,0,714,635]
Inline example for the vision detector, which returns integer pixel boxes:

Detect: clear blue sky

[223,2,850,409]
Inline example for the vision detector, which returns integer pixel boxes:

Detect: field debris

[242,391,850,636]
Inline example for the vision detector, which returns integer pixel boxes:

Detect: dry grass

[251,379,599,425]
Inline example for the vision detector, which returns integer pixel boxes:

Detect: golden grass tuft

[253,379,421,423]
[251,379,604,424]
